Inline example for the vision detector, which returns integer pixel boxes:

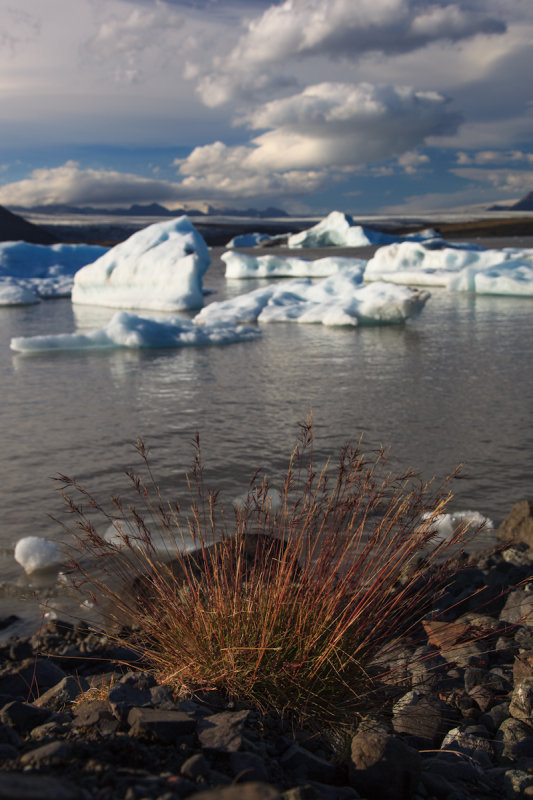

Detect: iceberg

[287,210,440,249]
[0,279,39,306]
[14,536,62,573]
[0,241,108,302]
[71,217,211,312]
[195,266,429,327]
[10,310,260,353]
[365,240,533,290]
[222,250,366,279]
[448,260,533,296]
[227,232,273,247]
[422,510,494,543]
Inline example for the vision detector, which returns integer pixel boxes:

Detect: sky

[0,0,532,215]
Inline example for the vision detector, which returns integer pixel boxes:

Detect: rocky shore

[1,500,533,800]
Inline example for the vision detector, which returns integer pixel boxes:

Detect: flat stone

[0,660,67,700]
[127,706,196,744]
[198,710,251,753]
[392,696,456,746]
[34,676,89,712]
[0,773,82,800]
[0,701,51,735]
[20,740,73,766]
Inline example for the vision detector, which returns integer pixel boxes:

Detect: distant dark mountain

[8,202,290,219]
[0,205,58,244]
[490,192,533,211]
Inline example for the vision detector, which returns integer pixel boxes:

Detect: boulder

[349,728,421,799]
[497,500,533,547]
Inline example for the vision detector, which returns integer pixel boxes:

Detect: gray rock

[392,696,456,746]
[180,752,211,779]
[497,500,533,547]
[0,773,82,800]
[497,717,533,760]
[193,784,282,800]
[0,659,67,700]
[108,681,153,721]
[280,744,339,784]
[231,751,269,783]
[34,676,89,712]
[441,726,496,763]
[510,677,533,723]
[501,588,533,626]
[504,768,533,799]
[127,707,196,744]
[349,729,421,800]
[198,710,251,753]
[20,740,73,766]
[0,700,51,734]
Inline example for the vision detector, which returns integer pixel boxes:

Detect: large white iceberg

[365,240,533,291]
[287,210,439,249]
[195,266,429,327]
[222,250,366,279]
[0,241,107,305]
[71,217,211,312]
[448,260,533,296]
[10,310,260,353]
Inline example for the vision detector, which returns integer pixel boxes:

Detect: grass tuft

[57,418,481,723]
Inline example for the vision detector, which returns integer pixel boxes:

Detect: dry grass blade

[56,419,484,722]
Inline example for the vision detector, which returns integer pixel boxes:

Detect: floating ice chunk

[223,250,366,279]
[14,536,62,573]
[365,240,533,288]
[0,241,108,301]
[287,211,440,249]
[0,279,39,306]
[72,217,210,311]
[448,260,533,296]
[195,267,429,327]
[10,310,260,353]
[422,510,494,542]
[227,232,273,247]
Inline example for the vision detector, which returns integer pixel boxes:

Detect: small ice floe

[14,536,63,574]
[366,240,533,293]
[195,267,429,327]
[10,310,261,353]
[222,250,366,279]
[287,211,440,249]
[226,233,273,248]
[0,279,39,306]
[71,216,211,312]
[422,510,494,543]
[0,241,107,302]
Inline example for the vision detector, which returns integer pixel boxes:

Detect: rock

[127,707,196,744]
[0,700,52,734]
[0,721,21,747]
[34,676,89,711]
[497,717,533,760]
[497,500,533,547]
[72,699,119,736]
[198,710,252,753]
[0,773,83,800]
[231,751,270,782]
[193,784,282,800]
[510,678,533,723]
[441,726,496,763]
[349,728,421,800]
[392,696,456,746]
[20,740,73,766]
[0,659,67,700]
[279,744,340,784]
[180,752,211,779]
[500,588,533,626]
[514,652,533,686]
[504,768,533,798]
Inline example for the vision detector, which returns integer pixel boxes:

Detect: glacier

[0,241,107,305]
[195,266,430,327]
[222,250,366,279]
[10,310,260,353]
[71,216,211,311]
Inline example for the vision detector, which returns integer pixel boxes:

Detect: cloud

[396,151,430,173]
[238,82,460,170]
[451,167,533,193]
[456,150,533,165]
[191,0,507,106]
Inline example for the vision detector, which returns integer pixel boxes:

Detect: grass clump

[57,419,477,722]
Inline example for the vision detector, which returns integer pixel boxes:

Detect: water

[1,243,532,631]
